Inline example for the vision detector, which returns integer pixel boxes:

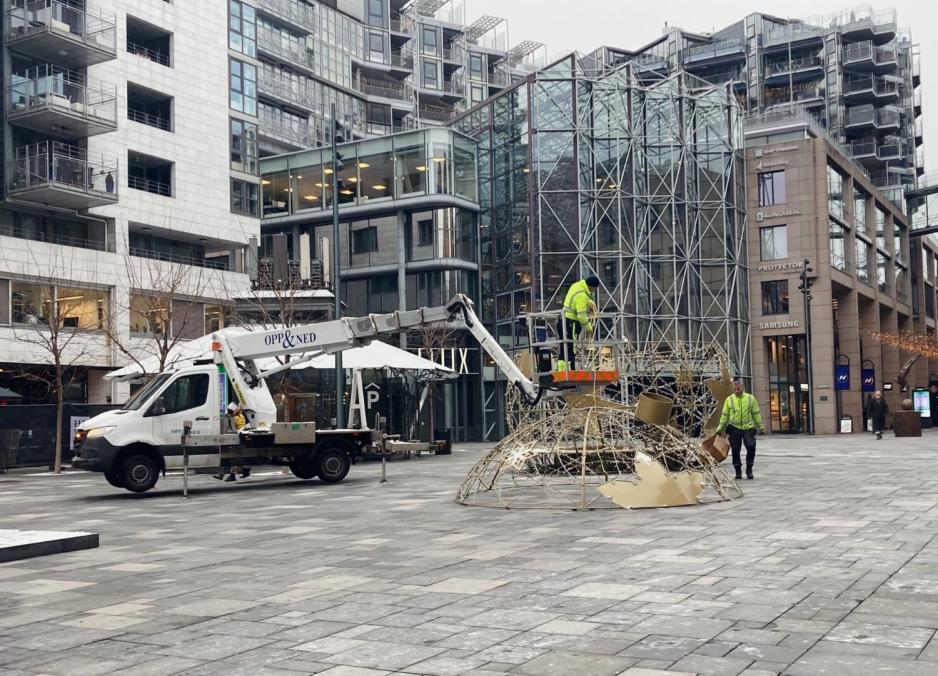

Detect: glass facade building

[455,54,750,439]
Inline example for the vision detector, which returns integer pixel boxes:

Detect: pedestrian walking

[716,380,765,480]
[866,390,889,440]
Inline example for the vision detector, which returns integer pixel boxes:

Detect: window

[421,26,438,56]
[759,225,788,261]
[875,205,887,251]
[761,280,789,315]
[422,60,438,89]
[230,119,258,174]
[231,179,259,216]
[154,374,210,415]
[471,84,484,104]
[367,0,386,27]
[11,282,50,325]
[830,219,847,271]
[854,187,868,234]
[130,294,169,336]
[352,226,378,254]
[229,59,257,116]
[757,171,785,206]
[229,1,256,57]
[418,219,433,246]
[205,305,227,333]
[54,287,107,330]
[856,237,871,283]
[368,31,385,62]
[828,164,845,220]
[469,54,484,81]
[877,252,889,292]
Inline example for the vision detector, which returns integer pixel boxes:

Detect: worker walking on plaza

[560,275,600,370]
[717,380,765,481]
[866,390,889,440]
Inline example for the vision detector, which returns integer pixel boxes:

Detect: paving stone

[671,653,754,675]
[321,641,444,670]
[511,651,636,676]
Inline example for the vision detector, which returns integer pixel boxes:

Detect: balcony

[843,76,899,104]
[0,222,106,252]
[260,115,314,148]
[763,56,824,84]
[848,137,904,164]
[389,15,413,36]
[258,69,317,110]
[682,38,745,65]
[7,65,117,138]
[358,76,412,103]
[6,141,118,209]
[127,82,172,132]
[847,138,877,160]
[257,25,315,73]
[389,49,414,72]
[255,0,314,34]
[914,90,922,116]
[488,71,509,87]
[839,9,897,44]
[762,84,824,109]
[417,104,455,123]
[842,40,897,73]
[763,22,825,51]
[844,104,900,133]
[6,0,116,68]
[915,119,923,146]
[442,44,464,64]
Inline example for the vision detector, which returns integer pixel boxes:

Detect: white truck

[71,294,544,493]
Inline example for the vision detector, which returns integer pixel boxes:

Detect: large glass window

[231,179,259,216]
[11,282,50,325]
[422,60,439,89]
[471,84,484,104]
[367,0,386,28]
[875,205,887,251]
[830,218,847,271]
[828,164,845,220]
[469,53,484,81]
[760,225,788,261]
[421,26,438,56]
[230,119,258,174]
[877,252,889,292]
[856,237,871,283]
[55,287,107,330]
[761,280,789,315]
[395,135,428,195]
[757,170,785,207]
[367,31,386,63]
[229,59,256,116]
[351,226,378,254]
[130,294,169,336]
[156,374,209,415]
[357,138,393,202]
[229,1,256,57]
[854,186,868,235]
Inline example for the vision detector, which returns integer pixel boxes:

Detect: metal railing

[682,38,745,62]
[7,65,117,125]
[7,141,118,196]
[257,25,314,69]
[128,175,170,197]
[366,121,415,136]
[418,105,454,122]
[0,223,105,251]
[7,0,117,55]
[127,40,170,67]
[767,56,823,76]
[256,0,315,31]
[358,77,411,101]
[843,76,898,96]
[764,21,825,47]
[442,79,465,95]
[390,50,413,68]
[129,246,227,270]
[442,45,464,62]
[258,69,317,109]
[847,138,877,157]
[488,71,509,86]
[260,115,314,146]
[389,15,413,33]
[127,108,170,131]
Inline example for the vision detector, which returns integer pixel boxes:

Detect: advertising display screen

[914,389,931,418]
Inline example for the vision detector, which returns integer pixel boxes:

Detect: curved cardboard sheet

[598,451,705,508]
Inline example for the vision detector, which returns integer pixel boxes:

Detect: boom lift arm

[213,294,541,428]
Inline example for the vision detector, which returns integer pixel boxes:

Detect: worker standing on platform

[561,275,600,370]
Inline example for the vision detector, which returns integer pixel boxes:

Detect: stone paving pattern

[1,433,938,675]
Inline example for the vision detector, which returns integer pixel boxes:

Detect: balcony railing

[261,115,314,146]
[257,25,314,70]
[417,105,454,122]
[442,45,464,62]
[256,0,315,32]
[766,55,824,76]
[127,108,170,131]
[366,121,416,136]
[390,49,413,69]
[129,246,227,270]
[845,104,899,129]
[7,141,118,202]
[764,22,825,47]
[6,0,117,65]
[488,71,509,87]
[682,38,745,62]
[128,175,170,197]
[442,79,465,95]
[127,40,170,67]
[358,77,411,101]
[843,76,898,97]
[389,15,413,34]
[258,69,317,110]
[0,222,105,251]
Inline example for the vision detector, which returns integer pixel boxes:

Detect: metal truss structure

[455,54,750,440]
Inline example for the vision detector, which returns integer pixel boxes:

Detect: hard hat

[227,402,240,413]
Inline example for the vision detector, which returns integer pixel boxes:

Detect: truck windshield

[122,374,172,411]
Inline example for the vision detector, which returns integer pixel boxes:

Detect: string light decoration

[870,330,938,360]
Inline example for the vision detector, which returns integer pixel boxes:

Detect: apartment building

[0,0,257,405]
[591,6,923,206]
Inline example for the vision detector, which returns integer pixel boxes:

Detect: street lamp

[798,259,815,434]
[331,103,345,428]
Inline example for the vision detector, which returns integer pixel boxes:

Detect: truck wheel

[316,446,350,484]
[289,456,317,480]
[104,468,124,488]
[120,454,158,493]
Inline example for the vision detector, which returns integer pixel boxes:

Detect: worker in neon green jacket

[560,275,599,370]
[717,380,765,480]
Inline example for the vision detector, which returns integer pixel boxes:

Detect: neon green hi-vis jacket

[718,392,765,433]
[563,279,596,334]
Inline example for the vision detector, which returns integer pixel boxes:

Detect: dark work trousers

[560,316,582,369]
[727,425,757,472]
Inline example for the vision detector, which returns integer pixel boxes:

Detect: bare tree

[9,249,106,473]
[414,321,459,443]
[103,252,216,375]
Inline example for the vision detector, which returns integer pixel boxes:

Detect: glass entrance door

[766,335,810,433]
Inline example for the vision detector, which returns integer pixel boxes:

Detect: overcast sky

[465,0,934,171]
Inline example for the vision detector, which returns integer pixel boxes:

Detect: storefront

[765,335,810,433]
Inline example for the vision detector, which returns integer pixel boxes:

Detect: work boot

[213,472,225,481]
[734,467,742,480]
[240,467,252,478]
[746,468,754,480]
[224,474,237,482]
[876,432,883,440]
